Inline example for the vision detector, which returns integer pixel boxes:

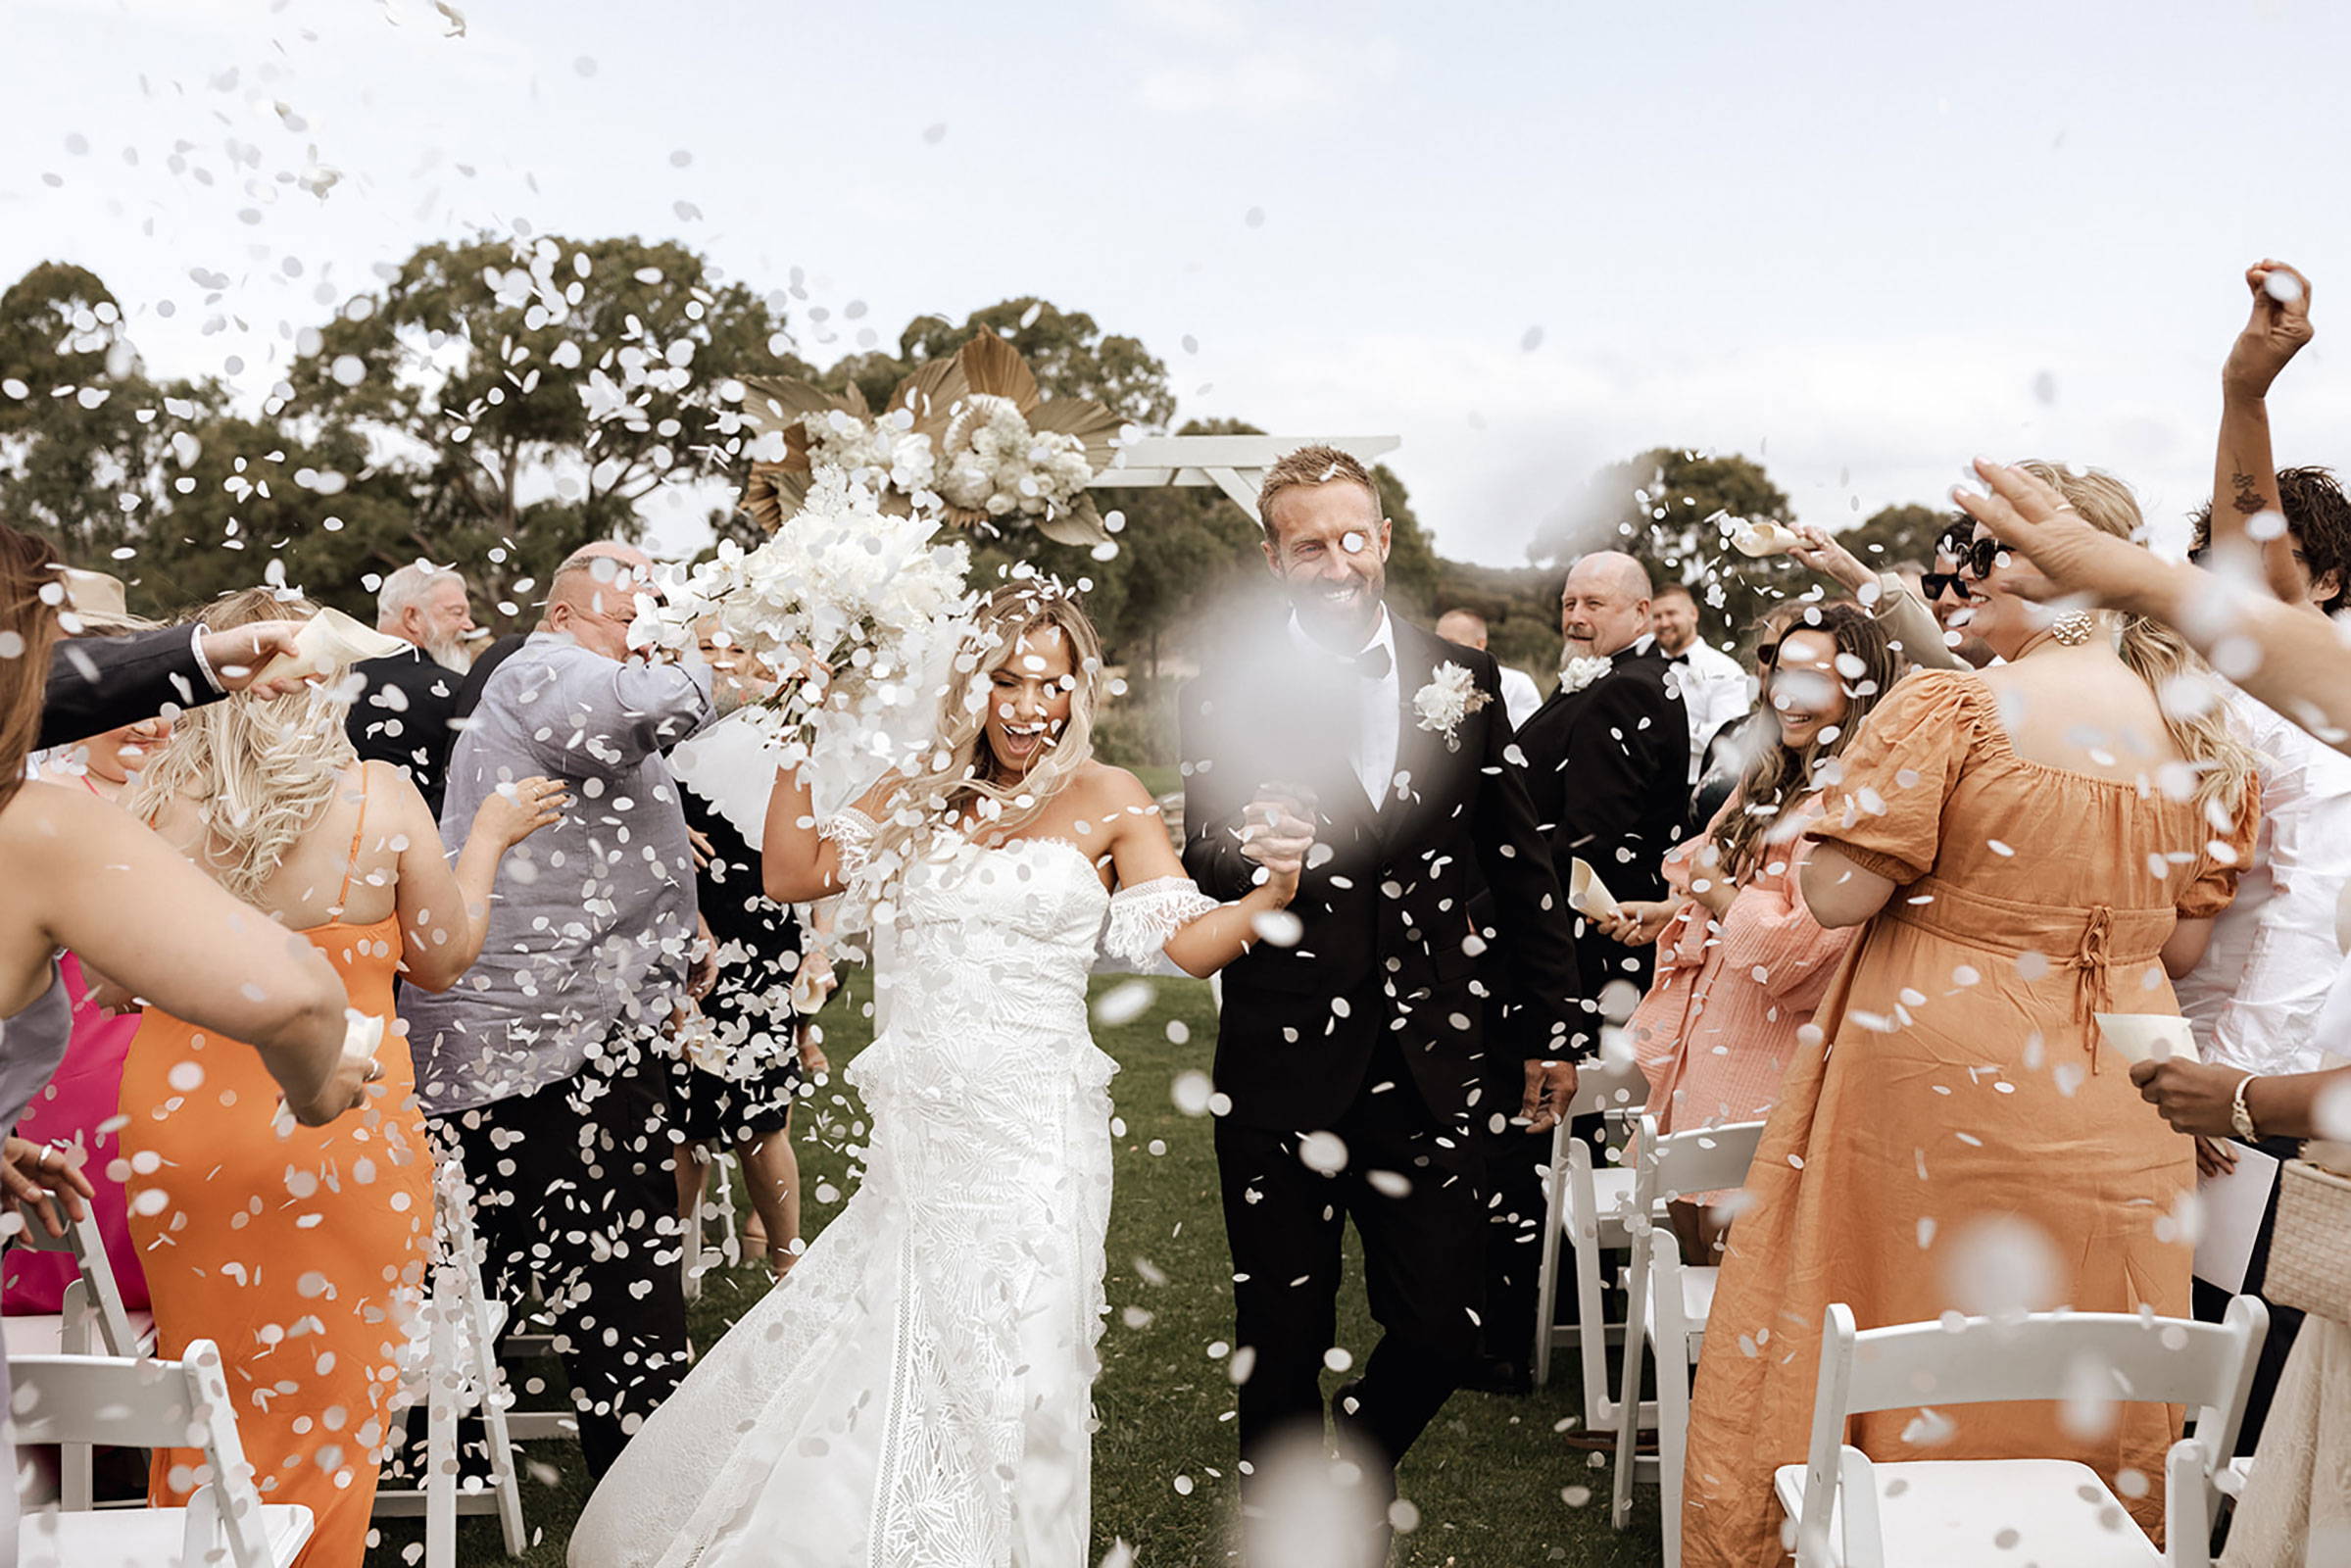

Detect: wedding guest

[41,616,313,749]
[0,524,369,1548]
[1679,462,2262,1565]
[1605,605,1899,1253]
[1783,518,1971,672]
[1686,601,1814,835]
[1648,581,1751,781]
[4,677,170,1322]
[346,562,476,814]
[1182,446,1586,1555]
[1434,608,1543,727]
[120,587,563,1567]
[404,542,716,1478]
[1514,550,1689,1002]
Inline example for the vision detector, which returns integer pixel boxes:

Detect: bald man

[406,539,716,1476]
[1477,550,1689,1388]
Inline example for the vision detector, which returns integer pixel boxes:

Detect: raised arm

[14,784,364,1125]
[1957,459,2351,752]
[1784,522,1967,671]
[2212,260,2316,608]
[39,621,313,750]
[385,762,569,991]
[761,765,888,904]
[1098,768,1301,979]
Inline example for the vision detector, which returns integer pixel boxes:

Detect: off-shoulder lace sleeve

[817,806,880,877]
[1103,876,1221,964]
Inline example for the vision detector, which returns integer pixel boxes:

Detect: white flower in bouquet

[937,394,1093,520]
[630,468,974,775]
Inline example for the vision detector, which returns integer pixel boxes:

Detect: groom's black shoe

[1457,1354,1533,1397]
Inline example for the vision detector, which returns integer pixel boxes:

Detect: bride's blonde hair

[128,587,358,901]
[2018,461,2258,814]
[863,578,1104,878]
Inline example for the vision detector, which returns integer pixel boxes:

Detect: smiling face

[984,624,1077,779]
[398,576,477,669]
[1649,589,1699,655]
[1957,525,2063,662]
[1262,478,1392,649]
[1766,627,1849,750]
[1559,555,1653,659]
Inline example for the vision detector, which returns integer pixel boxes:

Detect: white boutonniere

[1412,661,1492,751]
[1557,655,1612,695]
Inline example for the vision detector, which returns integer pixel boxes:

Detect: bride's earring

[2049,610,2096,646]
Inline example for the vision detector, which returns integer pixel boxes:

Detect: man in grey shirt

[406,541,714,1477]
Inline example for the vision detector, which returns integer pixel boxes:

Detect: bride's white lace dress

[570,809,1215,1568]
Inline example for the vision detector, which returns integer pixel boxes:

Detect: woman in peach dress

[1679,465,2263,1567]
[118,589,563,1567]
[1612,605,1898,1163]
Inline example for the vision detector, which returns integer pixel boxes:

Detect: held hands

[2222,260,2313,402]
[474,775,570,849]
[1520,1059,1579,1135]
[1598,898,1682,947]
[201,621,316,701]
[1238,790,1316,907]
[0,1137,96,1239]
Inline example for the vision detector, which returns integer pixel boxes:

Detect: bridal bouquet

[631,468,975,774]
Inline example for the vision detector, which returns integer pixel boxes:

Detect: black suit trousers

[432,1035,689,1478]
[1215,1041,1486,1490]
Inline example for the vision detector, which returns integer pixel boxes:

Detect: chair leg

[1660,1334,1690,1568]
[1609,1237,1650,1531]
[426,1270,460,1568]
[1533,1126,1566,1389]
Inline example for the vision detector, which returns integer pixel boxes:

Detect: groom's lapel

[1377,621,1448,850]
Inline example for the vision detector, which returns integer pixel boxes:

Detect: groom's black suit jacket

[1181,614,1590,1133]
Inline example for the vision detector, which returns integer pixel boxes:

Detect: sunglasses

[1919,571,1960,601]
[1953,537,2005,582]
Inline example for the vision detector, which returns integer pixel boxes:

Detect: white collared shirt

[1289,608,1399,808]
[1665,638,1754,783]
[1497,665,1543,729]
[2178,683,2351,1077]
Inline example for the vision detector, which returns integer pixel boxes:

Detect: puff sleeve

[2175,777,2265,920]
[1803,668,1984,886]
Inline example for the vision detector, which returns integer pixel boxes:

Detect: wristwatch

[2229,1074,2261,1142]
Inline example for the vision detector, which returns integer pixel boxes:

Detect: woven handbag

[2265,1155,2351,1322]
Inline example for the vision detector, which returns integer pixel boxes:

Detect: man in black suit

[41,620,310,750]
[1478,549,1689,1383]
[346,563,477,814]
[1181,447,1588,1555]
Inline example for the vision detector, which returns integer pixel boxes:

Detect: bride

[570,580,1312,1567]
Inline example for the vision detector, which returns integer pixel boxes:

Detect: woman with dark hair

[0,525,368,1544]
[1604,603,1901,1251]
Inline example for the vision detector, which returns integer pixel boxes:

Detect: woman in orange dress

[1612,604,1898,1154]
[118,589,563,1567]
[1679,465,2263,1567]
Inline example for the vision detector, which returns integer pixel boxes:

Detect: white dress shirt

[1497,664,1543,729]
[2178,684,2351,1077]
[1288,609,1398,808]
[1665,638,1754,783]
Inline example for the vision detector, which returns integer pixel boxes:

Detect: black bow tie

[1344,642,1393,680]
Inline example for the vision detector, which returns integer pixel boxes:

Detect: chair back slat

[1641,1117,1766,1205]
[8,1350,199,1447]
[1569,1051,1648,1120]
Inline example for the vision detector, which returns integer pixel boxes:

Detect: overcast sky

[7,0,2347,564]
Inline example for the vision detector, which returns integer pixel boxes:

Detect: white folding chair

[682,1147,742,1304]
[1777,1297,2268,1568]
[5,1192,157,1511]
[373,1156,528,1565]
[14,1338,315,1568]
[1609,1115,1767,1566]
[1530,1050,1654,1430]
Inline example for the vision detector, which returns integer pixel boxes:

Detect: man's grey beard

[422,635,474,673]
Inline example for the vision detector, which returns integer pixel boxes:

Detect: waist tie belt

[1887,878,2175,1074]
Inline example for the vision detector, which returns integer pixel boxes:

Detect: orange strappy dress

[121,769,434,1567]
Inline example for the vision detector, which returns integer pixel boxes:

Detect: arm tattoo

[2230,471,2268,516]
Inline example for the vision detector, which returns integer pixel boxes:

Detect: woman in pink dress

[2,703,171,1317]
[1601,603,1901,1239]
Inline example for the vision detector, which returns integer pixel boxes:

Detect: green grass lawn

[371,968,1667,1566]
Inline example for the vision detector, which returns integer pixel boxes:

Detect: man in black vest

[345,563,476,815]
[1478,549,1689,1384]
[1181,446,1588,1555]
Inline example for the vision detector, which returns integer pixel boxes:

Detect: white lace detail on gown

[569,832,1127,1568]
[1102,876,1221,966]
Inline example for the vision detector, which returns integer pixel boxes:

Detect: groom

[1181,446,1590,1548]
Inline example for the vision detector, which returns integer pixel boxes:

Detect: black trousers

[431,1039,690,1478]
[1215,1044,1486,1495]
[2190,1133,2307,1453]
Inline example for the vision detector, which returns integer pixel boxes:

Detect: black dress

[671,784,807,1143]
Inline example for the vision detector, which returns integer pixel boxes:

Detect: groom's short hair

[1258,445,1379,541]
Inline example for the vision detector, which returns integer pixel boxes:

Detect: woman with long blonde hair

[1679,463,2263,1567]
[572,579,1314,1568]
[118,586,565,1568]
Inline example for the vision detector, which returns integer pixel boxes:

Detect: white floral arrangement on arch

[800,408,939,502]
[936,394,1096,521]
[630,468,975,775]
